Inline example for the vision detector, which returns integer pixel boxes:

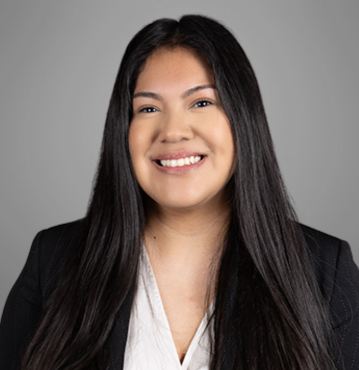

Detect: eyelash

[138,107,159,113]
[192,99,213,108]
[136,99,214,114]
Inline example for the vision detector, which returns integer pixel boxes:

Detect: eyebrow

[181,84,216,98]
[132,91,162,100]
[132,84,216,101]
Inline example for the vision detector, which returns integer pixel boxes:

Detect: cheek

[129,123,147,161]
[129,119,158,152]
[128,122,155,187]
[128,124,144,177]
[209,116,234,160]
[213,121,235,178]
[224,129,235,165]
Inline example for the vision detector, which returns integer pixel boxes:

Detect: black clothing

[1,220,359,369]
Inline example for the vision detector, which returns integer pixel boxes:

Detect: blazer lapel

[108,278,136,370]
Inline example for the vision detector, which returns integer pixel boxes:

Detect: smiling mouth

[155,155,205,167]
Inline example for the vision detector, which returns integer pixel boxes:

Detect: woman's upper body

[1,14,358,369]
[1,220,359,369]
[129,46,234,361]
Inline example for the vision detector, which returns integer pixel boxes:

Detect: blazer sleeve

[0,221,79,370]
[330,240,359,370]
[0,231,44,370]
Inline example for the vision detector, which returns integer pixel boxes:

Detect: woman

[1,14,358,370]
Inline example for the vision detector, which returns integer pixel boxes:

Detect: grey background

[1,1,358,315]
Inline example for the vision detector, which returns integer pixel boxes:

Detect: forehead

[134,47,215,93]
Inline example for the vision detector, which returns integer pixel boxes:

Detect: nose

[158,110,194,143]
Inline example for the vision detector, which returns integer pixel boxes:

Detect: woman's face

[129,47,234,212]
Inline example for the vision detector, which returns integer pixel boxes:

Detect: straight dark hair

[22,15,336,369]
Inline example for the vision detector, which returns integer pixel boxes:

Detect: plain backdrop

[1,1,358,315]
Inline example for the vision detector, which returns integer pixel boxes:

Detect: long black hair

[22,15,336,369]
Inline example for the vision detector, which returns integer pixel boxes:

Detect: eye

[192,100,213,108]
[138,106,159,113]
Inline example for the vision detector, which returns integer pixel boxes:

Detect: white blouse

[124,246,213,370]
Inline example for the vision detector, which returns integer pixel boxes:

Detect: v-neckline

[141,245,213,368]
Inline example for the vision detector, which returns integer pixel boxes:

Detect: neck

[143,195,231,269]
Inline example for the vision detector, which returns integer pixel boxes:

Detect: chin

[150,191,224,212]
[155,198,202,210]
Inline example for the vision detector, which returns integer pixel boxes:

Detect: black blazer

[1,220,359,369]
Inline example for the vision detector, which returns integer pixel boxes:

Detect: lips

[152,151,206,169]
[157,155,204,167]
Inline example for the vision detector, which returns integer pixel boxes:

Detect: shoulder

[0,220,84,367]
[35,219,83,246]
[302,224,359,326]
[301,224,343,298]
[32,219,83,300]
[301,225,359,368]
[301,224,359,303]
[301,223,343,266]
[34,219,83,261]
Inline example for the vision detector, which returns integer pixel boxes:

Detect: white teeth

[159,156,202,167]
